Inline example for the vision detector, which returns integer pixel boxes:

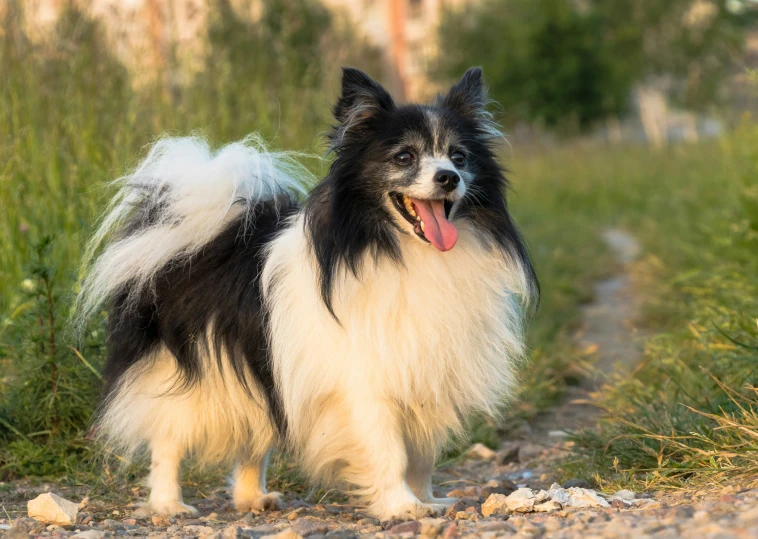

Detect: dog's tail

[74,134,314,331]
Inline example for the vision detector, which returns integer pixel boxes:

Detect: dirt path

[531,228,645,438]
[3,230,758,538]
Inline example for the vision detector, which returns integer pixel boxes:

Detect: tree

[432,0,755,128]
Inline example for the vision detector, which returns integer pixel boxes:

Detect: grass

[510,131,758,490]
[2,0,758,498]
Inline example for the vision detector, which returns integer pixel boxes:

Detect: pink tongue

[410,198,458,252]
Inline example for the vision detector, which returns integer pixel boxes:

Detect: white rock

[535,500,562,512]
[505,488,537,512]
[28,493,79,526]
[547,486,610,508]
[467,443,497,461]
[612,489,636,500]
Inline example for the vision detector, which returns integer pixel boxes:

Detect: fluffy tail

[75,134,314,331]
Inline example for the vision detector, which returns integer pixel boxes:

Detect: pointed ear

[439,67,487,117]
[333,67,395,130]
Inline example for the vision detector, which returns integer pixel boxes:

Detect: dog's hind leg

[233,451,283,512]
[406,443,455,505]
[147,440,198,516]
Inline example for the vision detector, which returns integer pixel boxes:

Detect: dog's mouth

[390,192,458,252]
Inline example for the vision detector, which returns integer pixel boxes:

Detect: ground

[2,229,757,539]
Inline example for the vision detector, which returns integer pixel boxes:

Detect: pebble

[28,493,79,526]
[388,521,420,534]
[466,443,497,461]
[291,518,330,537]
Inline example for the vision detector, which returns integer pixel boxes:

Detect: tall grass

[508,130,758,488]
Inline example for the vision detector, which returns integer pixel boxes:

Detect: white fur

[75,135,313,330]
[262,216,530,519]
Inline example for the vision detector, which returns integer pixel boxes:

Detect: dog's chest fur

[264,216,527,446]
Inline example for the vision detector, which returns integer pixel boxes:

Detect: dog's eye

[450,151,466,166]
[394,151,415,166]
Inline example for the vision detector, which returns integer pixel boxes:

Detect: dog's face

[329,67,502,253]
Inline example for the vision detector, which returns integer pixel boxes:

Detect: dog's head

[327,67,503,252]
[307,67,537,315]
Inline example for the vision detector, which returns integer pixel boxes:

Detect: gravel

[3,443,758,539]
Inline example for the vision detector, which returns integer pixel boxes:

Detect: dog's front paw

[235,492,283,513]
[144,500,199,516]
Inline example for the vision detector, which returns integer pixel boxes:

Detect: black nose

[434,169,460,192]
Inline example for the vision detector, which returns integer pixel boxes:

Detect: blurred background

[2,0,758,492]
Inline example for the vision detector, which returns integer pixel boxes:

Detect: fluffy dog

[76,67,538,520]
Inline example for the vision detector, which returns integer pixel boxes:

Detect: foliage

[432,0,754,128]
[565,123,758,488]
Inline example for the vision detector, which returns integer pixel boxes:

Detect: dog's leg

[349,400,447,521]
[406,445,455,505]
[146,440,198,516]
[233,452,283,512]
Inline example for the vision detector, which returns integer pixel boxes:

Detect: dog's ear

[439,67,487,118]
[333,68,395,132]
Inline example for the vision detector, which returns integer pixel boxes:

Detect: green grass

[510,132,758,489]
[2,0,758,495]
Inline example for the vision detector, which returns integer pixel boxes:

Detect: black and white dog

[76,67,537,521]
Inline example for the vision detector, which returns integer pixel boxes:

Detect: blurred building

[19,0,469,100]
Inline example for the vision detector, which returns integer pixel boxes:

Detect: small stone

[183,525,214,535]
[498,446,520,465]
[28,493,80,526]
[610,499,626,509]
[543,517,563,533]
[534,501,561,513]
[264,529,304,539]
[454,511,470,520]
[505,488,537,513]
[100,519,123,531]
[518,520,544,536]
[253,524,279,533]
[121,519,137,526]
[292,518,330,537]
[467,443,497,460]
[131,507,152,519]
[325,531,356,539]
[441,522,457,539]
[477,521,514,533]
[151,515,171,527]
[481,494,511,518]
[356,518,380,527]
[389,521,420,534]
[419,519,444,537]
[444,501,466,519]
[221,526,243,539]
[480,486,514,498]
[612,490,636,501]
[562,479,592,489]
[71,532,107,539]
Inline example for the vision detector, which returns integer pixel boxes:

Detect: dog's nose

[434,169,460,192]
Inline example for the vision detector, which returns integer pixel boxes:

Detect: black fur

[104,198,298,432]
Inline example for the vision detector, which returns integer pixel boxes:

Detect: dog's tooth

[420,220,425,232]
[416,216,421,221]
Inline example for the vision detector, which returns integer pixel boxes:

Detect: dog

[75,67,538,521]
